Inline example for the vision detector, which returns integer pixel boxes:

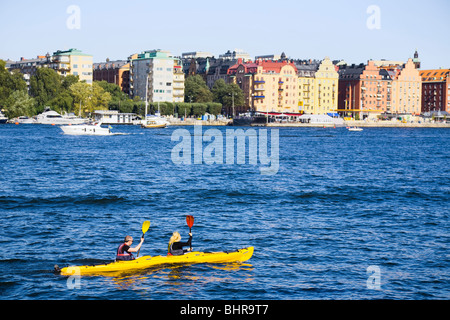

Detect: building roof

[53,48,92,57]
[419,69,450,82]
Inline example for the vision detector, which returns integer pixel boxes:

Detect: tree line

[0,61,245,119]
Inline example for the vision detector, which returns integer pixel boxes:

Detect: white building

[93,110,136,124]
[130,50,185,103]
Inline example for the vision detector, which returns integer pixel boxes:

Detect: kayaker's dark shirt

[170,235,192,255]
[120,245,131,254]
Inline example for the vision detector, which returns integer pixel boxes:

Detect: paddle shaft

[186,215,194,251]
[137,221,150,257]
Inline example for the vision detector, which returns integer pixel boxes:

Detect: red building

[337,61,392,119]
[420,69,450,113]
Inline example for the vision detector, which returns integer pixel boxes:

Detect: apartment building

[297,57,338,115]
[228,59,299,114]
[6,48,93,85]
[381,59,422,115]
[420,68,450,113]
[52,48,93,84]
[130,50,184,103]
[338,60,393,119]
[93,60,131,95]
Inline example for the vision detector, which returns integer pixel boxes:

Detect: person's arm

[128,237,144,253]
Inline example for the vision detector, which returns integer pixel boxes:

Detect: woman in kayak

[116,235,144,261]
[168,231,192,256]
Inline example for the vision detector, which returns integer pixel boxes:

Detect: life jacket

[168,243,184,256]
[116,243,134,261]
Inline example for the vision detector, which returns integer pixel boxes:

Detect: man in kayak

[168,231,192,256]
[116,235,144,261]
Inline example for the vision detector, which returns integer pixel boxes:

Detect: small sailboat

[140,77,168,129]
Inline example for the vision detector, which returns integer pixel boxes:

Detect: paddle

[137,220,150,257]
[186,215,194,251]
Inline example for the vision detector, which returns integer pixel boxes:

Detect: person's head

[124,235,133,245]
[169,231,181,244]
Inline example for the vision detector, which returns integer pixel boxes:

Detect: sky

[1,0,449,69]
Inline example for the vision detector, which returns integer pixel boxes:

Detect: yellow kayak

[56,247,254,276]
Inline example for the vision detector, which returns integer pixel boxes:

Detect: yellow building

[228,59,299,114]
[52,48,93,84]
[297,57,338,115]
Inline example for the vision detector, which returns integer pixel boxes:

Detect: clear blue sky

[1,0,449,69]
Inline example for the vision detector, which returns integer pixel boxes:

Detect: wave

[0,195,129,208]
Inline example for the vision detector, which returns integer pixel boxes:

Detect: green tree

[0,60,27,108]
[191,103,207,117]
[96,80,128,101]
[176,102,191,118]
[49,91,74,114]
[69,82,111,115]
[207,102,223,115]
[184,75,213,103]
[4,90,36,118]
[29,68,62,108]
[212,79,244,109]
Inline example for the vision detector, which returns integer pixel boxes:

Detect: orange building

[338,60,392,119]
[93,60,131,95]
[228,59,299,115]
[420,69,450,113]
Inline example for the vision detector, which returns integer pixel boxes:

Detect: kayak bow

[57,246,254,276]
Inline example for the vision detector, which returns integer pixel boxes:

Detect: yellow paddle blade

[142,220,150,234]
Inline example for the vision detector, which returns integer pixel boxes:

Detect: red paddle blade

[186,215,194,228]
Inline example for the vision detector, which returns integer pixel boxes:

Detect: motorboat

[347,126,363,132]
[11,116,35,124]
[35,108,88,125]
[0,111,8,124]
[60,122,115,136]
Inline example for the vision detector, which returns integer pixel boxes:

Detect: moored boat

[11,116,35,124]
[56,246,254,276]
[347,126,363,131]
[141,116,168,128]
[0,111,8,124]
[35,107,88,125]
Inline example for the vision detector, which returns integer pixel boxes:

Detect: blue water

[0,124,448,300]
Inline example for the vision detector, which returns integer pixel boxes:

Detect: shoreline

[166,120,450,128]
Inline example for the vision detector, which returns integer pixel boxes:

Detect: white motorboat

[0,111,8,124]
[11,116,35,124]
[35,108,88,125]
[347,126,363,132]
[60,122,115,136]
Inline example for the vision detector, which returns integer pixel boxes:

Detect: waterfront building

[419,68,450,113]
[337,60,392,119]
[219,49,251,62]
[51,49,93,84]
[92,110,136,124]
[296,57,339,115]
[130,50,185,103]
[380,58,422,115]
[6,54,52,87]
[6,48,93,85]
[182,52,213,59]
[93,59,131,95]
[228,58,299,115]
